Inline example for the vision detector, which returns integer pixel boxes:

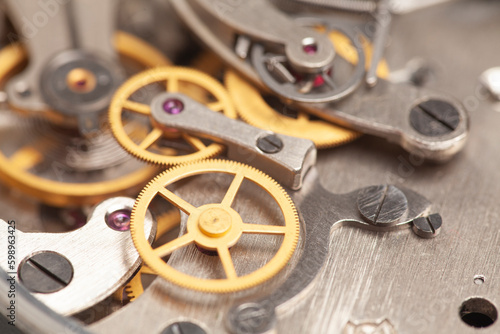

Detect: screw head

[410,99,460,137]
[161,322,206,334]
[106,209,132,231]
[357,185,408,226]
[256,134,283,154]
[227,302,276,334]
[163,98,184,115]
[412,213,442,238]
[18,251,74,293]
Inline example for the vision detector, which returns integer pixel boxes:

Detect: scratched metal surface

[88,1,500,333]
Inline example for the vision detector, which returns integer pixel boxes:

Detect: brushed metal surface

[91,1,500,333]
[0,197,155,316]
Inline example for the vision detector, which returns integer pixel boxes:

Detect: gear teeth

[130,159,300,293]
[108,66,237,167]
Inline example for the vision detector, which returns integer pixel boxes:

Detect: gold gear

[225,30,390,149]
[130,159,299,293]
[0,32,170,207]
[109,67,237,166]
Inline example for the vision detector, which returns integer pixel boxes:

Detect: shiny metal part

[366,0,392,87]
[479,67,500,101]
[251,26,365,103]
[40,50,125,134]
[0,197,155,315]
[303,79,469,162]
[194,0,335,74]
[226,168,431,333]
[161,322,207,334]
[412,213,442,238]
[251,23,366,103]
[150,92,317,190]
[356,184,408,226]
[4,0,119,133]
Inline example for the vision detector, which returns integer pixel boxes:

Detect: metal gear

[109,66,237,166]
[225,30,390,149]
[130,159,299,293]
[0,32,170,207]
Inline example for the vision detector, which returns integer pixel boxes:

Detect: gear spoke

[242,223,287,235]
[182,133,207,151]
[167,77,179,92]
[206,101,224,111]
[153,233,194,258]
[123,100,151,116]
[221,172,245,207]
[321,73,336,89]
[217,246,237,279]
[157,187,197,215]
[138,128,163,150]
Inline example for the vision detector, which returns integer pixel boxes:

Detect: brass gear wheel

[0,32,170,206]
[130,159,299,293]
[109,66,237,166]
[225,31,390,149]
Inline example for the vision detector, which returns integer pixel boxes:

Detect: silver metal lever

[4,0,121,134]
[150,92,317,190]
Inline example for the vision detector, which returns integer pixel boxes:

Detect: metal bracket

[150,92,317,190]
[0,197,155,315]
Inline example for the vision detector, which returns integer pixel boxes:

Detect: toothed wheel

[0,32,169,207]
[130,159,300,293]
[109,67,237,166]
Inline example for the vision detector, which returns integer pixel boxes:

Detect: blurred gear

[130,159,299,293]
[114,208,181,302]
[109,66,237,166]
[0,32,170,206]
[224,30,390,148]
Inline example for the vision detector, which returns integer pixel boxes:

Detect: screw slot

[161,321,206,334]
[459,297,497,328]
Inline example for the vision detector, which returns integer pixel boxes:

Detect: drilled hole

[474,275,485,285]
[302,37,317,54]
[459,297,497,328]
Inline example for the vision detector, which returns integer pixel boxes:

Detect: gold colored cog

[130,159,299,293]
[0,32,170,207]
[225,30,390,149]
[109,67,237,166]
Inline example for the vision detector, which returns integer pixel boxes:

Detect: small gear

[109,66,237,166]
[130,159,299,293]
[0,32,170,206]
[225,30,390,149]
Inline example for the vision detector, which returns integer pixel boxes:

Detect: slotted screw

[256,134,283,154]
[18,251,74,293]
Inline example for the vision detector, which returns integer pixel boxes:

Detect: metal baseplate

[1,1,499,333]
